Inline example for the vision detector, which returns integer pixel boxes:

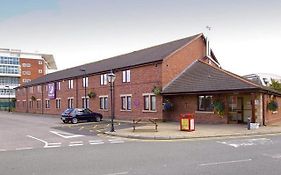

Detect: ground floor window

[198,95,213,111]
[56,98,61,109]
[82,97,89,108]
[29,100,32,109]
[143,93,156,112]
[45,99,50,109]
[121,95,132,111]
[99,96,108,110]
[37,100,41,109]
[68,98,74,108]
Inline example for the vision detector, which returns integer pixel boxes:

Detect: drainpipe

[262,94,266,126]
[41,84,44,114]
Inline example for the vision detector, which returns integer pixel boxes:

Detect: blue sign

[48,83,56,99]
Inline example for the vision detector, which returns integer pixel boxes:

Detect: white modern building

[244,73,281,87]
[0,48,56,110]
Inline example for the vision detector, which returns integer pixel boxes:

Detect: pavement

[105,121,281,140]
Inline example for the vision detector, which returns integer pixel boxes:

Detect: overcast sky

[0,0,281,76]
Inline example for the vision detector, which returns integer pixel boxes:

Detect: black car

[61,108,103,124]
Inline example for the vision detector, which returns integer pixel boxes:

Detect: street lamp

[107,70,116,132]
[5,85,11,112]
[80,69,87,109]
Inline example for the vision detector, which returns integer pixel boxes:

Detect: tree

[270,80,281,92]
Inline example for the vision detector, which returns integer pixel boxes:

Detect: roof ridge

[197,59,262,88]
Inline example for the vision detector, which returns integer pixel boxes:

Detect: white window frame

[68,79,74,89]
[82,96,89,108]
[100,74,107,85]
[37,85,41,93]
[36,99,41,109]
[82,77,88,88]
[99,95,108,110]
[122,70,131,83]
[120,94,132,111]
[45,99,50,109]
[56,98,61,109]
[142,93,157,112]
[38,60,43,65]
[56,82,61,91]
[67,97,74,108]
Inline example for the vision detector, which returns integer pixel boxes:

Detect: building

[15,33,281,125]
[244,73,281,87]
[0,48,56,110]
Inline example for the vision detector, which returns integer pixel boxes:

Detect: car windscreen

[62,108,74,114]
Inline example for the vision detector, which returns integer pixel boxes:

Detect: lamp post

[80,69,87,108]
[107,70,116,132]
[5,85,10,112]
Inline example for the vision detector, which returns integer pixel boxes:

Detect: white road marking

[69,141,83,147]
[50,130,84,139]
[89,140,104,145]
[199,159,252,166]
[109,139,125,144]
[263,153,281,159]
[27,135,61,148]
[0,149,7,152]
[217,138,272,148]
[104,171,129,175]
[16,147,33,151]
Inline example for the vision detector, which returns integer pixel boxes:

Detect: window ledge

[195,111,214,114]
[99,109,109,112]
[120,110,132,112]
[142,110,157,113]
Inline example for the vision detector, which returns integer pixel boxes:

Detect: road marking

[199,159,252,166]
[109,139,125,144]
[79,126,84,131]
[0,149,7,152]
[69,141,83,147]
[104,171,128,175]
[50,130,84,139]
[27,135,61,148]
[15,147,33,151]
[89,140,104,145]
[217,138,272,148]
[263,153,281,159]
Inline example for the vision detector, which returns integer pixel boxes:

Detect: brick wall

[264,94,281,124]
[20,58,45,84]
[163,95,227,124]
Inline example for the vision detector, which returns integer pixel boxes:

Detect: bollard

[247,117,251,130]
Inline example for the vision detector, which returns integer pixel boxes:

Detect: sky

[0,0,281,76]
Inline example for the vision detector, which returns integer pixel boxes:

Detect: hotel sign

[48,83,56,99]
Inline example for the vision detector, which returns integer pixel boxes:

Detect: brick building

[15,33,281,125]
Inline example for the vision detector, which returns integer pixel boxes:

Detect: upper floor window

[38,69,43,74]
[0,65,20,74]
[100,74,107,85]
[38,61,43,65]
[37,86,41,93]
[23,79,31,83]
[22,63,31,67]
[198,95,213,111]
[56,82,61,91]
[82,77,88,87]
[22,71,31,75]
[68,79,74,89]
[143,93,156,112]
[122,70,130,83]
[29,87,33,93]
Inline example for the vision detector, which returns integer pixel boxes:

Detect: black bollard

[247,117,251,130]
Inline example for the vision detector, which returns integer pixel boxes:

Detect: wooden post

[251,93,256,123]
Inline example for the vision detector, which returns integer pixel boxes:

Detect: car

[61,108,103,124]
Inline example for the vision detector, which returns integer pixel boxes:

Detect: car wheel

[62,120,68,124]
[71,118,78,124]
[95,115,101,122]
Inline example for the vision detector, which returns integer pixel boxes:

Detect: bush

[268,100,278,111]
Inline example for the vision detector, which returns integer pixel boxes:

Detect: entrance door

[236,97,244,123]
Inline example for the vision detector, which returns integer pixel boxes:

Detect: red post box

[180,113,195,131]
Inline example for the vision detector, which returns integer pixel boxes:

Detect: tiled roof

[162,60,281,95]
[22,33,203,87]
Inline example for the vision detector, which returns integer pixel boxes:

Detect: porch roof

[162,60,281,96]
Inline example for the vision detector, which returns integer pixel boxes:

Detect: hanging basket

[267,100,278,111]
[152,86,161,95]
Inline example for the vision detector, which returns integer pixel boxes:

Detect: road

[1,112,281,175]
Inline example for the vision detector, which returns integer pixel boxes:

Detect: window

[22,71,31,75]
[38,69,43,74]
[45,99,50,108]
[198,95,213,111]
[82,97,89,108]
[143,94,156,111]
[121,95,132,111]
[29,87,33,93]
[36,99,41,109]
[56,82,61,91]
[23,79,31,83]
[22,63,31,67]
[37,86,41,93]
[56,98,61,109]
[82,77,88,87]
[68,79,74,89]
[29,100,33,109]
[100,74,107,85]
[67,98,74,108]
[99,96,108,110]
[38,61,43,65]
[122,70,131,83]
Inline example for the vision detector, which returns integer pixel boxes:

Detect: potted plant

[88,91,96,99]
[213,100,224,116]
[152,86,161,95]
[267,100,278,112]
[31,96,36,101]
